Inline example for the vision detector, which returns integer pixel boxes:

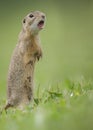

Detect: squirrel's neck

[19,29,40,43]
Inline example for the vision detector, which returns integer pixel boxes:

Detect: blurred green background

[0,0,93,130]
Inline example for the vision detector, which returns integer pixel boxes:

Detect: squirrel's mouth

[38,20,44,29]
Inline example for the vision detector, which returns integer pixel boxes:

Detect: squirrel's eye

[29,14,34,18]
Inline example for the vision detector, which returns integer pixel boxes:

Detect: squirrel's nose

[42,15,45,19]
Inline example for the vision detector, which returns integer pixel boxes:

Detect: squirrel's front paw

[34,51,42,61]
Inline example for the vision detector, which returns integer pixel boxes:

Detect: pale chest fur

[19,33,42,65]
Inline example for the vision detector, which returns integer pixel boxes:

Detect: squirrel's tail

[4,103,13,110]
[0,103,13,115]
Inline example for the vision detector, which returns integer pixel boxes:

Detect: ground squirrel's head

[22,11,46,35]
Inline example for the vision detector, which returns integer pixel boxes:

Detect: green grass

[0,78,93,130]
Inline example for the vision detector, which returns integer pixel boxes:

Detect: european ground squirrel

[5,11,46,110]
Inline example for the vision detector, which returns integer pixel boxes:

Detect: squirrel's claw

[34,52,42,61]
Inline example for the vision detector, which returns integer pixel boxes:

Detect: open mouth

[38,20,44,29]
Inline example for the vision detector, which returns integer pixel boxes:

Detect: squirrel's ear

[22,18,26,24]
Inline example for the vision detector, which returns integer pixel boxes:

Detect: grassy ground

[0,78,93,130]
[0,1,93,130]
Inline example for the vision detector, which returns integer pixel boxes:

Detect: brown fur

[5,11,46,110]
